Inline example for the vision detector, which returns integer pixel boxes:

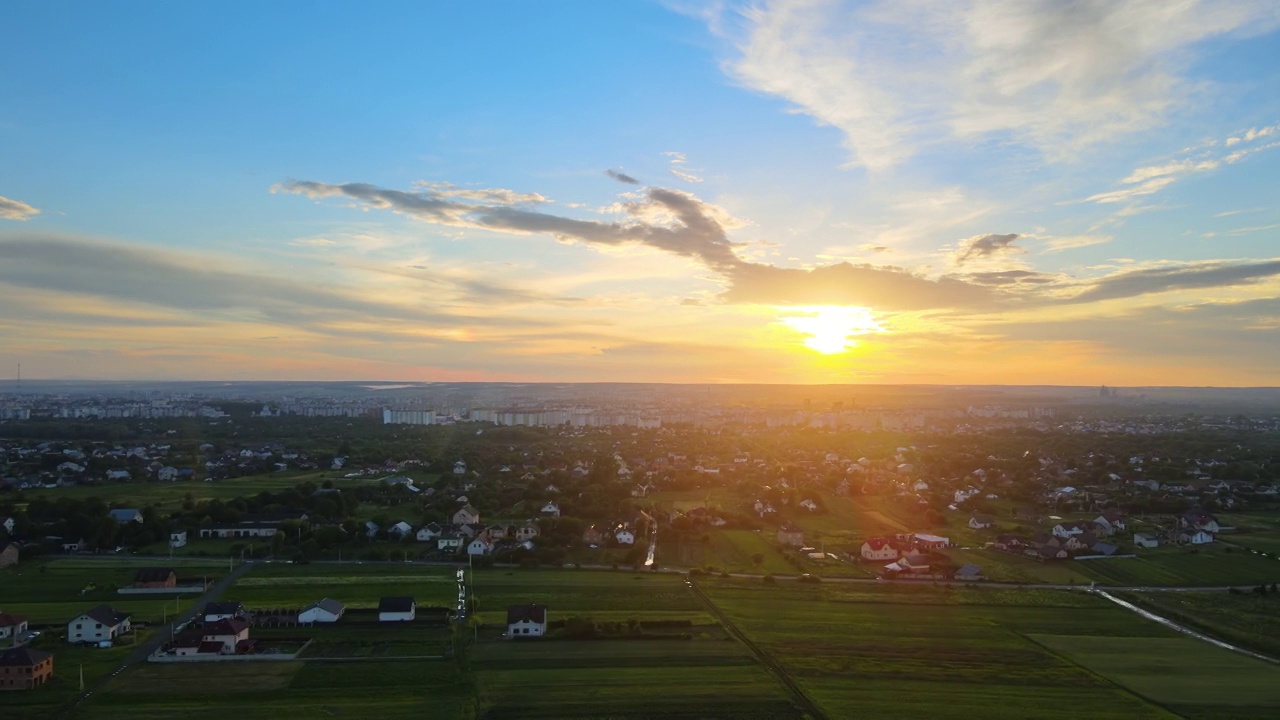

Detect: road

[57,560,256,718]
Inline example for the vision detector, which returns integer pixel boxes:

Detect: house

[157,466,179,481]
[506,604,548,637]
[899,550,931,571]
[1029,544,1069,561]
[437,533,463,552]
[378,597,415,622]
[132,568,177,588]
[298,598,345,624]
[61,539,86,553]
[777,524,805,547]
[1094,510,1127,535]
[968,513,996,530]
[416,523,443,542]
[168,531,187,549]
[614,529,636,545]
[0,646,53,691]
[202,617,250,653]
[105,470,131,481]
[68,605,131,643]
[860,537,903,561]
[388,521,414,539]
[199,524,278,539]
[1179,510,1221,534]
[203,601,245,623]
[954,564,984,581]
[992,534,1026,551]
[452,505,480,526]
[799,498,819,512]
[540,502,560,518]
[1132,533,1159,549]
[912,533,950,550]
[911,480,929,492]
[1051,522,1086,538]
[0,613,29,642]
[1089,543,1119,556]
[1063,533,1098,552]
[1180,529,1215,545]
[515,523,539,542]
[466,538,492,556]
[582,526,605,546]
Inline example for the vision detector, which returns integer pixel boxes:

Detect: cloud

[1042,235,1112,252]
[663,151,703,183]
[953,233,1021,265]
[1225,123,1279,146]
[1063,259,1280,304]
[718,261,996,310]
[716,0,1280,169]
[606,169,640,185]
[0,196,40,221]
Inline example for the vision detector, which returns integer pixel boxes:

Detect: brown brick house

[0,646,53,691]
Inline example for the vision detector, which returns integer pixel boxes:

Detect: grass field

[1030,634,1280,718]
[697,577,1183,719]
[1076,545,1280,587]
[226,562,459,609]
[1119,591,1280,659]
[471,568,710,624]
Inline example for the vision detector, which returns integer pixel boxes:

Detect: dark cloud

[954,233,1021,264]
[606,169,640,185]
[960,269,1057,286]
[1064,260,1280,304]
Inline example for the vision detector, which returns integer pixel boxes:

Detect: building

[108,508,143,524]
[777,524,805,547]
[437,533,463,551]
[968,513,996,530]
[68,605,131,644]
[0,543,17,569]
[1132,533,1159,549]
[168,531,187,549]
[202,617,250,653]
[203,601,245,623]
[298,598,345,624]
[0,646,53,691]
[0,613,28,642]
[452,505,480,526]
[506,604,548,637]
[466,538,492,556]
[132,568,177,589]
[199,524,278,539]
[378,597,415,622]
[860,537,903,561]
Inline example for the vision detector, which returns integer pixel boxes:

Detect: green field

[226,562,459,609]
[697,577,1184,719]
[1030,634,1280,719]
[1076,546,1280,587]
[471,568,710,624]
[1119,590,1280,658]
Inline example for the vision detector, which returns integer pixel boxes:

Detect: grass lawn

[226,562,458,609]
[1119,591,1280,658]
[0,558,225,625]
[471,568,708,625]
[1029,634,1280,716]
[949,548,1096,585]
[1076,545,1280,587]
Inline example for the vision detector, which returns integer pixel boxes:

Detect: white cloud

[717,0,1280,169]
[1042,235,1112,252]
[1225,123,1279,146]
[0,195,40,221]
[663,151,704,183]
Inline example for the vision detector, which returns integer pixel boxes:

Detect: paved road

[57,560,256,719]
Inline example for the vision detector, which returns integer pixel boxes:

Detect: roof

[0,646,52,667]
[956,564,983,576]
[304,598,345,615]
[204,601,244,616]
[0,612,28,627]
[378,596,415,613]
[108,508,141,521]
[506,603,547,624]
[81,604,130,627]
[204,617,249,635]
[197,641,225,654]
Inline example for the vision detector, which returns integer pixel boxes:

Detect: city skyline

[3,1,1280,385]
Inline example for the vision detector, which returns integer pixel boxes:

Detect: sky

[2,0,1279,386]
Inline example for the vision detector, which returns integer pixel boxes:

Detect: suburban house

[777,524,805,547]
[515,523,539,542]
[1178,529,1216,545]
[437,533,463,552]
[0,612,29,642]
[1179,510,1221,534]
[1133,533,1159,549]
[582,526,605,546]
[68,605,131,644]
[1051,522,1087,538]
[1027,544,1069,561]
[378,597,416,622]
[799,498,819,512]
[911,533,950,550]
[1090,542,1119,556]
[1093,510,1127,535]
[0,646,53,691]
[506,604,548,638]
[860,537,904,561]
[132,568,177,588]
[992,534,1026,551]
[168,531,187,549]
[954,564,984,582]
[202,617,250,653]
[108,508,143,524]
[466,538,492,556]
[298,598,345,625]
[968,513,996,530]
[540,502,561,518]
[388,521,414,539]
[416,523,443,542]
[203,601,246,623]
[452,505,480,526]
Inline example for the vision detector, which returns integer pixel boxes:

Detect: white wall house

[68,605,131,643]
[169,531,187,548]
[298,598,345,624]
[506,604,547,637]
[378,597,416,622]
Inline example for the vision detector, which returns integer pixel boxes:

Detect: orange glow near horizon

[779,306,885,354]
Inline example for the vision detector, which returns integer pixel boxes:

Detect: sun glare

[779,306,884,354]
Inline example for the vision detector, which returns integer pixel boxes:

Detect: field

[1030,635,1280,719]
[468,568,799,718]
[694,576,1278,719]
[1118,590,1280,658]
[1074,545,1280,587]
[226,561,459,609]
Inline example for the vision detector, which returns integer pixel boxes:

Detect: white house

[540,502,560,518]
[614,529,635,545]
[68,605,131,644]
[200,525,278,539]
[452,461,467,475]
[1132,533,1159,549]
[799,498,818,512]
[452,505,480,526]
[169,531,187,549]
[298,598,345,624]
[1184,530,1215,545]
[0,612,28,641]
[968,514,996,530]
[157,466,180,481]
[105,470,132,481]
[515,524,539,542]
[911,480,929,492]
[202,617,249,653]
[506,604,547,637]
[388,521,414,539]
[416,523,442,542]
[378,596,415,622]
[108,508,143,524]
[438,533,463,551]
[203,601,245,623]
[466,538,492,556]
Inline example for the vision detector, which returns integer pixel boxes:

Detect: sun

[779,306,884,354]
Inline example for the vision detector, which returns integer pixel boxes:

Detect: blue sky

[2,1,1280,384]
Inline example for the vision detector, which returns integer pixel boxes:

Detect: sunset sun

[779,306,884,355]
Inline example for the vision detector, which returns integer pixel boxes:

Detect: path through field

[1091,587,1279,665]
